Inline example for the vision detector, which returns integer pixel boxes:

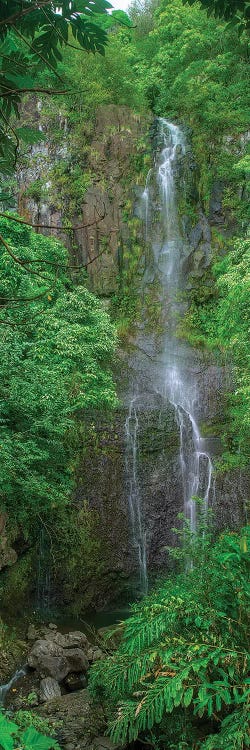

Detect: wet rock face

[77,343,183,594]
[13,109,248,611]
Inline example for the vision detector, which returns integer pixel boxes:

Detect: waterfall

[167,368,214,532]
[125,117,214,590]
[155,118,214,532]
[125,398,148,594]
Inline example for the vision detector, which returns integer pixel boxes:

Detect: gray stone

[37,655,69,682]
[28,638,89,681]
[27,624,39,641]
[40,677,61,702]
[28,639,64,664]
[57,632,89,650]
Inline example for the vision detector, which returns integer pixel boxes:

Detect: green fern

[89,523,250,749]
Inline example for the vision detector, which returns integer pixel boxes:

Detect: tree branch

[0,210,106,232]
[0,87,68,97]
[13,26,64,83]
[0,232,52,281]
[0,1,53,28]
[1,287,53,304]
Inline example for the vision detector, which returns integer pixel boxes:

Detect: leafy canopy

[186,0,250,31]
[0,217,117,536]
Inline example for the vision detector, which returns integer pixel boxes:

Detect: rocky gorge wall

[1,105,248,615]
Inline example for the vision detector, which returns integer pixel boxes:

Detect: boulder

[28,640,69,681]
[28,639,89,681]
[87,646,105,663]
[92,649,104,663]
[27,624,40,642]
[28,639,64,664]
[66,648,89,674]
[40,677,61,702]
[36,689,106,748]
[36,655,69,682]
[44,631,89,650]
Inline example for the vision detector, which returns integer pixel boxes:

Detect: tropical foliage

[0,0,133,177]
[90,520,250,749]
[182,236,250,465]
[188,0,250,30]
[0,710,60,750]
[0,217,117,537]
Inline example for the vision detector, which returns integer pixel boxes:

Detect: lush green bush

[0,217,117,538]
[90,520,250,749]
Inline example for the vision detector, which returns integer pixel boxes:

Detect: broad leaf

[21,726,61,750]
[16,127,46,145]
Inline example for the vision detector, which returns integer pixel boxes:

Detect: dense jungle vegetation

[0,1,249,749]
[90,519,250,750]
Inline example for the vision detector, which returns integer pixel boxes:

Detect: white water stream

[125,398,148,594]
[0,666,27,705]
[125,118,214,589]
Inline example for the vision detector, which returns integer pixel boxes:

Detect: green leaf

[16,127,46,144]
[21,726,61,750]
[183,687,193,707]
[0,712,19,750]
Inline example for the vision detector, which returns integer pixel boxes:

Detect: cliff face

[17,103,151,297]
[3,105,247,615]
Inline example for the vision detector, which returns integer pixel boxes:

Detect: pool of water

[0,604,132,639]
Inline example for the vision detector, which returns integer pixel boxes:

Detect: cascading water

[125,398,148,594]
[125,118,215,590]
[155,118,214,532]
[0,666,27,705]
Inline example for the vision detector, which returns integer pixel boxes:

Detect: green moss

[50,162,92,215]
[24,178,45,203]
